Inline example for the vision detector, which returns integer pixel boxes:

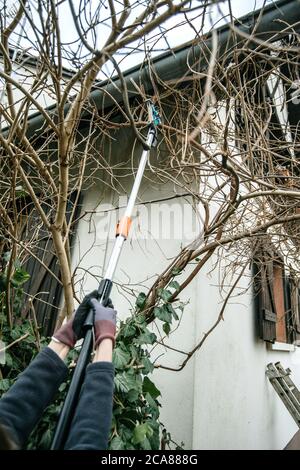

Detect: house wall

[65,81,300,449]
[193,263,300,450]
[72,172,300,450]
[0,58,77,116]
[72,176,198,449]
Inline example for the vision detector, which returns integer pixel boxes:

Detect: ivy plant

[0,256,183,450]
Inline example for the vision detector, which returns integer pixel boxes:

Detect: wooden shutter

[288,276,300,344]
[284,276,294,344]
[22,192,81,336]
[298,287,300,344]
[254,252,277,342]
[273,262,287,343]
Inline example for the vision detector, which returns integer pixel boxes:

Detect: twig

[0,333,30,354]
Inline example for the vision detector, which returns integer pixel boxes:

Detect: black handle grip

[82,279,113,329]
[97,278,113,307]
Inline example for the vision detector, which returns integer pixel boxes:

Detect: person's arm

[64,338,115,450]
[93,338,113,363]
[0,291,103,449]
[0,344,69,448]
[48,340,70,360]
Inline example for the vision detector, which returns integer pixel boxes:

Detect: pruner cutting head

[146,99,161,127]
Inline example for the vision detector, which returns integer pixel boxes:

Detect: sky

[2,0,277,78]
[101,0,276,78]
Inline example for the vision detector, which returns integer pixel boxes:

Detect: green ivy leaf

[169,280,180,290]
[173,310,179,321]
[10,328,22,341]
[141,356,154,374]
[166,303,179,320]
[11,268,30,287]
[118,408,140,425]
[134,314,147,327]
[4,352,13,368]
[132,422,153,445]
[115,371,141,394]
[27,334,37,343]
[140,436,152,450]
[113,406,124,417]
[113,347,131,369]
[39,428,53,450]
[143,376,161,399]
[125,444,136,450]
[14,258,22,269]
[136,292,147,310]
[135,329,157,345]
[126,388,140,402]
[15,186,28,199]
[145,392,159,420]
[0,258,180,451]
[59,382,67,393]
[154,305,172,323]
[110,436,125,450]
[121,322,136,339]
[128,344,140,361]
[120,426,134,442]
[0,378,11,392]
[163,322,171,336]
[148,420,160,449]
[158,288,173,302]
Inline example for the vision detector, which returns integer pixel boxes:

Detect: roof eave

[24,0,300,139]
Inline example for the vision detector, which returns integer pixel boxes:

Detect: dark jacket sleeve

[0,346,68,448]
[64,361,114,450]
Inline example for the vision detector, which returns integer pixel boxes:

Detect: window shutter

[254,252,277,342]
[289,276,300,344]
[298,287,300,343]
[273,262,287,343]
[23,235,62,336]
[22,192,81,336]
[284,276,294,344]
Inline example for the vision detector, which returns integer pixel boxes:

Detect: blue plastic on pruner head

[147,100,161,126]
[152,106,161,126]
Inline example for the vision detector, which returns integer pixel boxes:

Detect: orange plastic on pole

[116,216,132,239]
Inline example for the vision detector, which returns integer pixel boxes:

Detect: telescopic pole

[51,101,160,449]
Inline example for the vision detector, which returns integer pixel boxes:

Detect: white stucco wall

[72,176,300,450]
[192,264,300,449]
[0,59,77,115]
[72,178,198,449]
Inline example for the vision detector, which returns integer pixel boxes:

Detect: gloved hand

[52,290,99,348]
[89,298,117,347]
[53,290,117,348]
